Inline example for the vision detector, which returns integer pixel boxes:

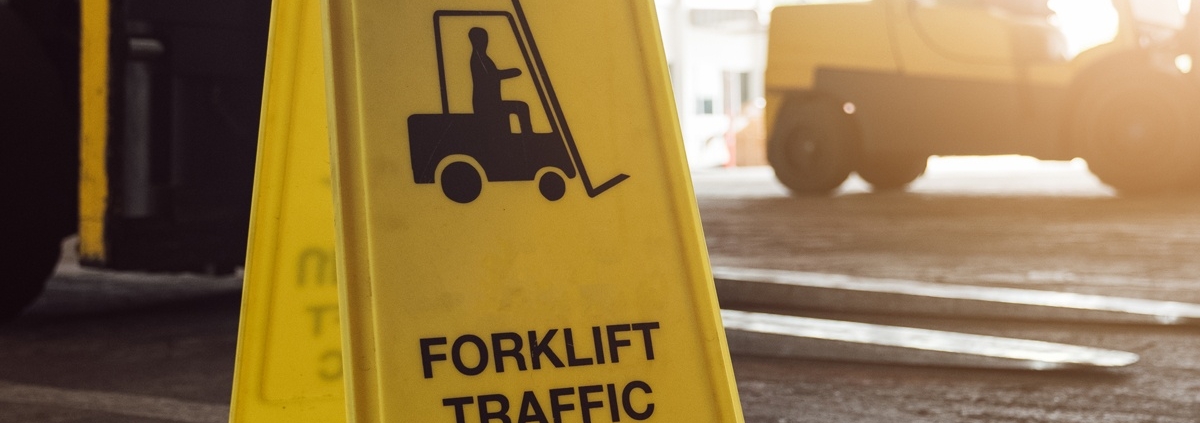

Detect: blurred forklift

[766,0,1200,194]
[0,0,270,318]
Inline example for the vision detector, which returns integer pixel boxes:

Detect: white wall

[656,0,773,168]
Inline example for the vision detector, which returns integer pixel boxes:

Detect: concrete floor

[6,157,1200,422]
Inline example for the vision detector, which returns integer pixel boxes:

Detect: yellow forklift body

[762,0,1177,182]
[765,2,897,93]
[765,0,1082,94]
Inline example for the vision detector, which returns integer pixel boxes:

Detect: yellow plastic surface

[79,0,110,263]
[764,2,898,92]
[321,0,744,422]
[228,1,346,421]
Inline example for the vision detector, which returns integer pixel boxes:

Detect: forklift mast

[1,0,273,318]
[77,0,271,273]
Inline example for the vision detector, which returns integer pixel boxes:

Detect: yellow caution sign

[228,1,345,421]
[322,0,743,422]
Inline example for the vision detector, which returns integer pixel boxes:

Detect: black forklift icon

[407,2,629,204]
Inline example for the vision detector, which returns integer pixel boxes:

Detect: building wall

[657,0,773,167]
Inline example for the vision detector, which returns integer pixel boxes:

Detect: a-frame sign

[232,0,744,422]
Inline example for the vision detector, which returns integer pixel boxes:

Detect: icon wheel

[441,162,482,203]
[539,171,566,201]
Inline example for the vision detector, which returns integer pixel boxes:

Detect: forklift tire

[538,171,565,201]
[441,161,483,203]
[0,237,60,321]
[0,6,75,320]
[857,154,928,191]
[1073,72,1200,193]
[767,95,858,195]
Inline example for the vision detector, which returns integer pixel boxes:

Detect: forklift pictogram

[407,2,630,204]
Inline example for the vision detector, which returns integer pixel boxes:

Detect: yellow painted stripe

[79,0,109,263]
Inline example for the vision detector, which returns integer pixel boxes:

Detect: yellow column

[79,0,110,263]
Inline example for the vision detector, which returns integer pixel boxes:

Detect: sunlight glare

[1177,54,1193,73]
[1048,0,1119,56]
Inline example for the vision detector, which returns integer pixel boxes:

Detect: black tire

[1072,71,1200,193]
[440,162,483,204]
[0,237,60,320]
[767,95,858,195]
[0,6,75,320]
[538,171,565,201]
[857,154,928,191]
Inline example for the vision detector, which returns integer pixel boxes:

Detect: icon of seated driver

[470,27,532,134]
